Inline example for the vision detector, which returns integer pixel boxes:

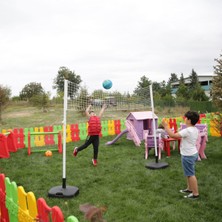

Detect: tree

[176,73,189,100]
[159,80,172,97]
[152,81,162,94]
[211,53,222,111]
[29,91,51,112]
[179,73,185,84]
[133,75,152,105]
[188,69,208,101]
[0,85,11,123]
[19,82,44,101]
[167,73,179,86]
[188,69,199,91]
[53,66,82,98]
[133,75,151,96]
[76,86,90,112]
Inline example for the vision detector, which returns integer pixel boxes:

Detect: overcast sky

[1,0,221,96]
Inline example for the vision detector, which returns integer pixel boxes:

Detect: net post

[48,79,79,198]
[145,84,169,170]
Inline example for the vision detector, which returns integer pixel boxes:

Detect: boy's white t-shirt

[179,126,199,156]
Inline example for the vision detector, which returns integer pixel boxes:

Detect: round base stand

[48,185,79,198]
[145,162,169,170]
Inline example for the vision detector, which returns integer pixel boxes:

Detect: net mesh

[67,80,152,112]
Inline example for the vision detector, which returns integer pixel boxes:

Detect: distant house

[126,111,158,141]
[171,75,214,97]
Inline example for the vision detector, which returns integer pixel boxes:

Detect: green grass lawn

[1,135,222,222]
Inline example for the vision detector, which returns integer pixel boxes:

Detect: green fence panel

[66,215,79,222]
[79,123,87,140]
[5,177,18,222]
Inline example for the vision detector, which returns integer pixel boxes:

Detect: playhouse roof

[127,111,158,120]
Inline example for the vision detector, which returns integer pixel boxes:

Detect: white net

[67,80,152,112]
[61,80,157,183]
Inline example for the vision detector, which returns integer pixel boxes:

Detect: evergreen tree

[188,69,199,91]
[176,73,189,99]
[211,53,222,111]
[188,69,208,101]
[179,73,185,84]
[133,75,151,97]
[167,73,179,86]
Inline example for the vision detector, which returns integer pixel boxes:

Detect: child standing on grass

[73,104,106,166]
[161,111,200,199]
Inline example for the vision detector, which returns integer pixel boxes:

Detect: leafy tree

[176,73,189,99]
[159,80,172,97]
[152,81,161,92]
[179,73,185,84]
[176,83,188,99]
[158,80,175,106]
[188,69,199,91]
[188,69,208,101]
[133,76,154,106]
[76,86,90,112]
[29,91,51,112]
[92,90,105,98]
[0,85,11,123]
[191,85,209,101]
[167,73,179,86]
[53,66,82,98]
[133,75,151,96]
[211,53,222,111]
[19,82,44,101]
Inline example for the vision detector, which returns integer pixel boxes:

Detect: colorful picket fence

[0,119,124,157]
[0,173,79,222]
[1,116,221,159]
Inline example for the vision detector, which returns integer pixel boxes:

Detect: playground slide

[105,129,129,145]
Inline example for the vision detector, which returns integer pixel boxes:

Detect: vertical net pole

[149,84,158,163]
[62,79,68,188]
[48,79,79,198]
[145,84,168,169]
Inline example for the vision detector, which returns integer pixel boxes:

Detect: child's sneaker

[179,189,192,194]
[92,159,97,166]
[73,147,78,157]
[184,193,199,199]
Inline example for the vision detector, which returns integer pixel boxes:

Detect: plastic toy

[106,111,159,147]
[106,120,141,146]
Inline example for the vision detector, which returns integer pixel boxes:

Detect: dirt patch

[4,111,33,118]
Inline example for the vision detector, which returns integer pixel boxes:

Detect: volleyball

[45,150,52,157]
[102,80,112,89]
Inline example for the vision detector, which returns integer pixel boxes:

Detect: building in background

[171,75,213,97]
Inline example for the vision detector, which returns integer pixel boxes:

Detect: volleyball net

[66,80,152,112]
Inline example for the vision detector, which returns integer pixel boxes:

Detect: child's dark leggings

[77,135,99,159]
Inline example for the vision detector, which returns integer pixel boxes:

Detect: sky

[0,0,222,97]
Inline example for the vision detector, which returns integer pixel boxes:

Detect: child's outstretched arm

[85,105,92,118]
[98,104,107,117]
[161,118,181,139]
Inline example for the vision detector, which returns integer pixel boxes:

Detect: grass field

[1,103,221,221]
[1,134,222,222]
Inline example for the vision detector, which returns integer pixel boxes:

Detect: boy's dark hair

[184,111,199,125]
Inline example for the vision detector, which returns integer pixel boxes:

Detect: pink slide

[106,129,128,145]
[106,120,141,147]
